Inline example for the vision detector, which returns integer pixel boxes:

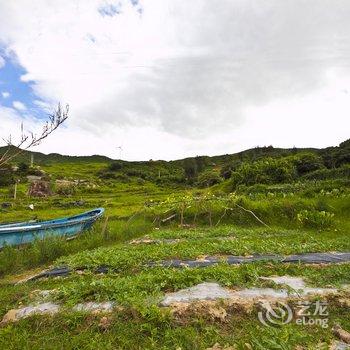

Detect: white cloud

[1,91,10,98]
[0,55,5,69]
[33,99,53,112]
[0,1,349,159]
[12,101,26,111]
[0,106,42,147]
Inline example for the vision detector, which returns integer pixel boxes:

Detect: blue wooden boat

[0,208,104,248]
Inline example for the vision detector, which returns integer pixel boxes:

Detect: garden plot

[1,225,350,349]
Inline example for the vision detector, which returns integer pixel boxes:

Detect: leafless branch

[234,203,271,228]
[0,103,69,167]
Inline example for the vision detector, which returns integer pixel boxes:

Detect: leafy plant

[297,209,335,228]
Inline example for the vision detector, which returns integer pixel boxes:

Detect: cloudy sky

[0,0,349,160]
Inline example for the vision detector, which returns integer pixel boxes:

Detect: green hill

[1,138,349,187]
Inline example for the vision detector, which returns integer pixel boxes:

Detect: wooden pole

[13,182,17,200]
[101,216,109,240]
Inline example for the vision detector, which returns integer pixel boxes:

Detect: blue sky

[0,50,47,119]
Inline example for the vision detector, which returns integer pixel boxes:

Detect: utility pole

[30,153,34,167]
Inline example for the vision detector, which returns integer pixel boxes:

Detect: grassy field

[0,144,349,349]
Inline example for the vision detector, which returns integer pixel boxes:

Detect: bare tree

[0,103,69,167]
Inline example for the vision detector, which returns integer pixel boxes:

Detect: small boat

[0,208,104,248]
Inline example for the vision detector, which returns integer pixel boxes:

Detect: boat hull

[0,208,104,248]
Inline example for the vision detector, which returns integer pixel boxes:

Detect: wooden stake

[101,216,109,240]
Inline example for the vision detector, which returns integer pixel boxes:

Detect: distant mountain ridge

[0,139,348,166]
[0,145,112,165]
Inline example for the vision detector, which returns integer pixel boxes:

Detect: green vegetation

[0,139,349,349]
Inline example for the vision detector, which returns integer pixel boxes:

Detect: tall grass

[145,194,348,229]
[0,218,153,277]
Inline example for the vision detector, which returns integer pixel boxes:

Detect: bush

[220,161,242,180]
[98,171,117,179]
[27,167,45,176]
[303,164,350,180]
[183,158,198,183]
[0,166,15,187]
[56,184,77,195]
[322,143,350,168]
[297,209,335,228]
[293,153,324,176]
[114,173,129,182]
[17,162,29,174]
[125,168,142,177]
[230,157,296,189]
[197,170,222,188]
[220,164,233,180]
[108,162,123,171]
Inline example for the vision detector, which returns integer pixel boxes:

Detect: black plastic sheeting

[26,252,350,281]
[28,266,72,281]
[155,252,350,268]
[27,265,112,282]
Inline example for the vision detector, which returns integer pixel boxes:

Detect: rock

[1,202,11,209]
[73,302,115,314]
[1,303,60,324]
[0,309,18,324]
[98,316,112,331]
[333,325,350,344]
[55,179,75,186]
[73,200,85,206]
[28,181,52,197]
[330,341,350,349]
[29,289,56,301]
[26,175,42,183]
[160,283,232,306]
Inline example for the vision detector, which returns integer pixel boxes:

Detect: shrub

[197,170,222,188]
[339,138,350,148]
[293,153,324,176]
[27,167,45,176]
[114,173,129,182]
[297,209,335,228]
[220,164,232,180]
[0,166,15,187]
[183,158,198,182]
[125,168,142,177]
[17,162,29,174]
[220,161,243,180]
[56,184,77,195]
[108,162,123,171]
[230,157,296,189]
[302,164,350,180]
[98,171,117,179]
[322,143,350,168]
